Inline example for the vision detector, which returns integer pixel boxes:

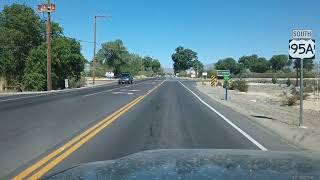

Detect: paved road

[0,78,296,179]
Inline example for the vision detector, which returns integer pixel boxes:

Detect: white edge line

[0,94,48,103]
[178,81,268,151]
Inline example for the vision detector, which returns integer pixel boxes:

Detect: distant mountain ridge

[204,63,215,71]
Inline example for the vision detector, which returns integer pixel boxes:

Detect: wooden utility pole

[92,15,110,85]
[92,16,97,85]
[46,0,52,91]
[38,1,55,90]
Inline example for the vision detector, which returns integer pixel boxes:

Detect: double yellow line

[13,80,165,180]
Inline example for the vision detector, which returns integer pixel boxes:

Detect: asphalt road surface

[0,77,297,179]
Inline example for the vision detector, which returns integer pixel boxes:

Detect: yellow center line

[13,79,165,180]
[29,96,144,179]
[13,96,142,180]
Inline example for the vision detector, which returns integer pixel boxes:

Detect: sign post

[223,75,230,101]
[289,29,315,126]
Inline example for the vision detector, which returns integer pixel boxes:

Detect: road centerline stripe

[12,96,142,180]
[13,79,165,179]
[178,80,268,151]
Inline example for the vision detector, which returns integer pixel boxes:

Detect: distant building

[186,68,196,75]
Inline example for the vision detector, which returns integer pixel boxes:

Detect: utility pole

[92,15,110,85]
[38,1,55,91]
[92,16,97,85]
[46,0,52,91]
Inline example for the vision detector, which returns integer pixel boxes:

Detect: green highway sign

[217,70,230,77]
[223,75,230,81]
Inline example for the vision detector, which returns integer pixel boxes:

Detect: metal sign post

[289,29,315,126]
[299,59,303,126]
[223,75,230,101]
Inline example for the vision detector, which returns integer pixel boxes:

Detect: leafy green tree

[151,59,161,74]
[120,53,142,75]
[270,55,290,71]
[172,46,198,73]
[142,56,153,71]
[96,39,129,76]
[250,57,269,73]
[23,37,85,90]
[192,60,204,76]
[215,58,237,74]
[238,55,259,70]
[0,4,43,84]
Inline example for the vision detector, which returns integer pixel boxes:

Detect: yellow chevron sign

[211,75,217,86]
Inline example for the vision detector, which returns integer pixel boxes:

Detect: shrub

[291,88,308,100]
[272,76,277,84]
[286,78,292,87]
[282,95,298,106]
[305,84,313,93]
[69,76,86,88]
[230,79,248,92]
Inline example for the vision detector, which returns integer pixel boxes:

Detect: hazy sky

[1,0,320,68]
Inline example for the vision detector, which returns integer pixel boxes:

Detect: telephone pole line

[38,1,55,91]
[46,0,52,91]
[92,15,110,85]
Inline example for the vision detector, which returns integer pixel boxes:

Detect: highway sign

[202,72,207,76]
[292,29,312,39]
[211,75,217,87]
[289,39,315,59]
[223,75,230,81]
[217,70,230,77]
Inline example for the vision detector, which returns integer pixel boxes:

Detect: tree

[120,53,142,75]
[96,39,129,76]
[172,46,198,73]
[250,57,269,73]
[215,58,237,74]
[142,56,153,71]
[238,55,259,70]
[192,60,204,76]
[269,55,290,71]
[151,59,161,74]
[23,37,85,90]
[0,4,43,85]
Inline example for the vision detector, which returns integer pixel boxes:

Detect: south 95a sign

[289,39,315,59]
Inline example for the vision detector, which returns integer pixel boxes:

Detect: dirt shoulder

[196,82,320,151]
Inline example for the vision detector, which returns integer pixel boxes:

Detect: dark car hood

[44,149,320,180]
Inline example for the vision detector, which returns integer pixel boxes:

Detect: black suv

[118,73,133,84]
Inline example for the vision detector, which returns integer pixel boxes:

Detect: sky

[1,0,320,68]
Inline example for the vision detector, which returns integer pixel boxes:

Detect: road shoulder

[179,80,299,152]
[195,81,320,152]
